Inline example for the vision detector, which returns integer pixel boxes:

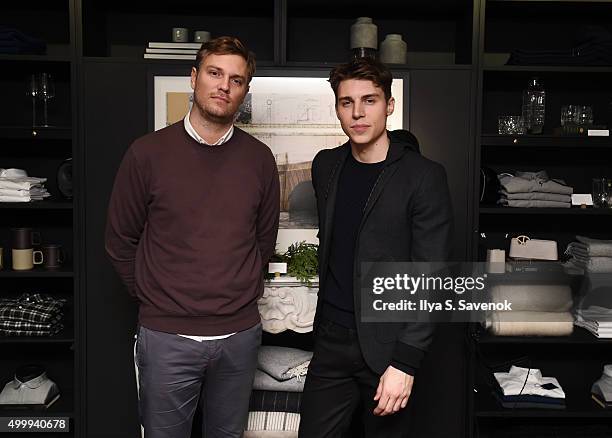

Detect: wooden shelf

[481,135,612,148]
[475,389,612,418]
[474,327,612,345]
[0,54,72,63]
[0,200,73,210]
[0,126,72,140]
[0,327,74,345]
[483,65,612,73]
[0,268,74,278]
[480,206,612,215]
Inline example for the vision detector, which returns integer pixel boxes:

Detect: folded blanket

[253,370,305,393]
[490,284,573,312]
[258,347,312,381]
[250,391,302,413]
[486,311,574,336]
[246,412,300,432]
[498,172,573,195]
[571,256,612,273]
[575,236,612,257]
[500,190,571,203]
[498,199,571,208]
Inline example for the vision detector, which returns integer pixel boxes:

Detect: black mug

[12,228,41,250]
[41,244,64,270]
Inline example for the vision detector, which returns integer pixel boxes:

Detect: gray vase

[380,34,407,64]
[350,17,378,50]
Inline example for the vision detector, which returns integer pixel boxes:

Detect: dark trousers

[135,323,262,438]
[299,319,411,438]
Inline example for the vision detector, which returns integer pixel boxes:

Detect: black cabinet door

[83,60,147,438]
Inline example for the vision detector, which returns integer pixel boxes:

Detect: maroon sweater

[105,122,280,335]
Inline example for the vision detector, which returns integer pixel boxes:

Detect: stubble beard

[193,92,235,125]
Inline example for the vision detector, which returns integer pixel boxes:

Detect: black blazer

[311,130,453,374]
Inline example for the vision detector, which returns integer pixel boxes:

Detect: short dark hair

[329,58,393,102]
[194,36,256,83]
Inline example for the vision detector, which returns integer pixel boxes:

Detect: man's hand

[373,365,414,416]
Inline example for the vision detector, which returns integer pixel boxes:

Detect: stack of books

[143,42,201,60]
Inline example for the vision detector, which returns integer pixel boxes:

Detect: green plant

[285,241,319,284]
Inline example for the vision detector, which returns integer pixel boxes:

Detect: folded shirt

[498,199,571,208]
[0,176,47,191]
[500,190,571,203]
[494,366,565,399]
[0,293,66,324]
[498,172,573,195]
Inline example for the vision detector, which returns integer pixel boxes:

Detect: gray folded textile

[490,284,573,312]
[498,172,573,195]
[498,199,571,208]
[253,369,305,393]
[500,190,571,203]
[571,256,612,273]
[565,242,589,258]
[257,347,312,381]
[575,236,612,257]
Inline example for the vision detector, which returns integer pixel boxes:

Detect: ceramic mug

[12,248,43,271]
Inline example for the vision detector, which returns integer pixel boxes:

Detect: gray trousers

[135,323,262,438]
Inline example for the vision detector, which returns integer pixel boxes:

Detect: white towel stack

[0,169,49,202]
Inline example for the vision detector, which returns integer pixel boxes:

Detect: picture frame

[151,69,408,254]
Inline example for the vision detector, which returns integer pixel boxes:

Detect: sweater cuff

[391,342,426,372]
[390,360,416,377]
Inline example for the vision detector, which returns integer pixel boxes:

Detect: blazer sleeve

[391,163,454,374]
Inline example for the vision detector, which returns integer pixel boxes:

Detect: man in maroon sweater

[105,36,280,438]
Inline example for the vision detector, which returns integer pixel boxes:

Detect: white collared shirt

[183,108,234,146]
[177,107,237,341]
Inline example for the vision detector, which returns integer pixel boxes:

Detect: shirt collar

[184,108,234,146]
[13,372,48,389]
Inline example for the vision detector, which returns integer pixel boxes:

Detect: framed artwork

[152,72,407,253]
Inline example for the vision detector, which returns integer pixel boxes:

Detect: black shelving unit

[471,1,612,437]
[1,0,79,437]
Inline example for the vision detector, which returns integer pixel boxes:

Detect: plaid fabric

[0,314,61,331]
[0,323,63,337]
[0,293,65,324]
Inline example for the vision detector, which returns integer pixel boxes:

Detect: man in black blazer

[298,58,453,437]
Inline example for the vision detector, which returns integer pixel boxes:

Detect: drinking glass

[27,74,39,127]
[38,73,55,127]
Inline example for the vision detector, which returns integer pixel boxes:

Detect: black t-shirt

[322,152,385,328]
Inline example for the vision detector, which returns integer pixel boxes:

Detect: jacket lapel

[319,146,350,281]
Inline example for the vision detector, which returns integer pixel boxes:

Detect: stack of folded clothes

[565,236,612,274]
[493,366,566,409]
[484,283,574,336]
[0,169,50,202]
[0,293,65,337]
[575,306,612,339]
[245,346,312,438]
[0,26,46,55]
[591,364,612,409]
[497,171,573,208]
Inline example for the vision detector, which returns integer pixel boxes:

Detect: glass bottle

[522,77,545,134]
